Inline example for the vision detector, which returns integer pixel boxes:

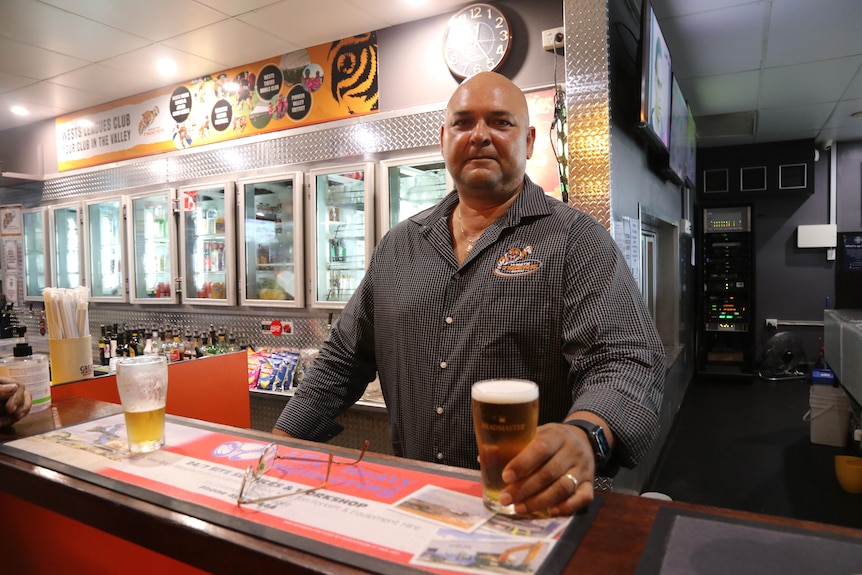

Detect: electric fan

[758,331,808,380]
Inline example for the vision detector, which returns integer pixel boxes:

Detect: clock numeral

[498,29,510,42]
[495,45,505,57]
[470,6,483,18]
[494,16,505,28]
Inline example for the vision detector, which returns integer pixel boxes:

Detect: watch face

[443,3,512,79]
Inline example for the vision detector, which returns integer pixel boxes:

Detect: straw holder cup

[49,335,94,385]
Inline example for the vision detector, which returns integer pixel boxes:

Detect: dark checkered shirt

[275,177,665,471]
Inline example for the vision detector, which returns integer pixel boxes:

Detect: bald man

[275,72,665,516]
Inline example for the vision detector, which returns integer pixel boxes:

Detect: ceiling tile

[99,44,225,88]
[756,103,834,140]
[0,1,149,62]
[0,72,38,95]
[238,0,387,47]
[687,70,759,117]
[659,3,768,79]
[41,0,229,42]
[193,0,283,17]
[6,81,107,112]
[162,20,298,69]
[766,0,862,68]
[825,97,862,129]
[0,37,87,80]
[0,94,68,127]
[761,56,862,109]
[51,64,165,101]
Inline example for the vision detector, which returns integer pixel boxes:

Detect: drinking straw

[42,287,90,339]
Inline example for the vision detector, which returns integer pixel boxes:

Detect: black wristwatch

[565,419,612,472]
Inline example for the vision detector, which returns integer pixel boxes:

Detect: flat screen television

[638,0,672,153]
[667,74,687,184]
[685,100,697,189]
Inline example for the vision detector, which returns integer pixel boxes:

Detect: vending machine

[238,173,304,307]
[49,203,84,289]
[84,196,126,302]
[378,154,450,240]
[126,189,178,304]
[22,207,49,302]
[178,183,236,305]
[308,164,374,308]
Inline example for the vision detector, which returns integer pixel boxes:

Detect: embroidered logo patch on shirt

[494,245,541,277]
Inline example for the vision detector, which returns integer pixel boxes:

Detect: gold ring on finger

[565,473,579,493]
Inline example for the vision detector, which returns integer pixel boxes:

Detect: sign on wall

[56,33,379,172]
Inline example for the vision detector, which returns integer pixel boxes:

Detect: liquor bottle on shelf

[98,325,108,366]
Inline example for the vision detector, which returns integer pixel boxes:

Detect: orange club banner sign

[56,33,379,172]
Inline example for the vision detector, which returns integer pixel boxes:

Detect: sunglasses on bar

[236,440,369,505]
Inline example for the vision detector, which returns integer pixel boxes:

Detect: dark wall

[696,139,854,368]
[378,0,564,111]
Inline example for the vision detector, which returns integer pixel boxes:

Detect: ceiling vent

[697,111,757,138]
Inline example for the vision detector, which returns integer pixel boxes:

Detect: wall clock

[442,3,512,79]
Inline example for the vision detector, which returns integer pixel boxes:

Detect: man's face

[441,73,535,201]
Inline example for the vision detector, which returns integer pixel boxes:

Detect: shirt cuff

[274,398,344,442]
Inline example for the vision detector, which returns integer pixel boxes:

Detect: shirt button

[436,406,444,414]
[436,452,444,460]
[440,361,447,369]
[445,316,453,324]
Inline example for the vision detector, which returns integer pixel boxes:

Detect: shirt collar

[409,175,553,230]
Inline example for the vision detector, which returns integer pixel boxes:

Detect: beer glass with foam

[116,355,168,453]
[471,379,539,514]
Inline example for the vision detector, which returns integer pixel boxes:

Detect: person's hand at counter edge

[497,412,614,516]
[0,380,32,428]
[271,427,291,437]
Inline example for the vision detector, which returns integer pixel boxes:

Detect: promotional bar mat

[1,414,602,575]
[635,507,862,575]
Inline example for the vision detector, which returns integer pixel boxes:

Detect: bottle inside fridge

[314,168,369,304]
[240,175,300,305]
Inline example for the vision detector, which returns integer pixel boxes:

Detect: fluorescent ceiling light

[11,106,29,116]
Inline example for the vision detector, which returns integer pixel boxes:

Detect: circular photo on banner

[301,64,324,93]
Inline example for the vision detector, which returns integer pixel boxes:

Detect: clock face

[443,3,512,79]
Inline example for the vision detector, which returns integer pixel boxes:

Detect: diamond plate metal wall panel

[565,0,612,229]
[42,109,445,203]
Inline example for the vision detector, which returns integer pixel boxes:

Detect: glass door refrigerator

[238,173,304,307]
[178,183,236,305]
[127,189,178,304]
[49,203,84,289]
[308,164,374,308]
[83,196,126,302]
[378,154,451,239]
[22,207,50,302]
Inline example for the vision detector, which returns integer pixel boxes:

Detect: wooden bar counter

[1,396,860,574]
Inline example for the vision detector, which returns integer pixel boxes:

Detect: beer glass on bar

[116,355,168,453]
[471,379,539,515]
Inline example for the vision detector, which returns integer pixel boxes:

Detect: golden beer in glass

[471,379,539,515]
[116,355,168,453]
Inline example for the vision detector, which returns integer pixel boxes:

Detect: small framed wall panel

[779,163,807,190]
[703,168,729,194]
[740,166,766,192]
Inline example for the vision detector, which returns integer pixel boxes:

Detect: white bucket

[804,385,851,447]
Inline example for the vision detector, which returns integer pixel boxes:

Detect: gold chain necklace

[457,207,482,252]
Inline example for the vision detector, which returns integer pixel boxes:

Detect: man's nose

[470,122,491,145]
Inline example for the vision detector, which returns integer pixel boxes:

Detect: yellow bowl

[835,456,862,494]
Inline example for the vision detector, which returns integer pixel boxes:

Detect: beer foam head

[471,379,538,404]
